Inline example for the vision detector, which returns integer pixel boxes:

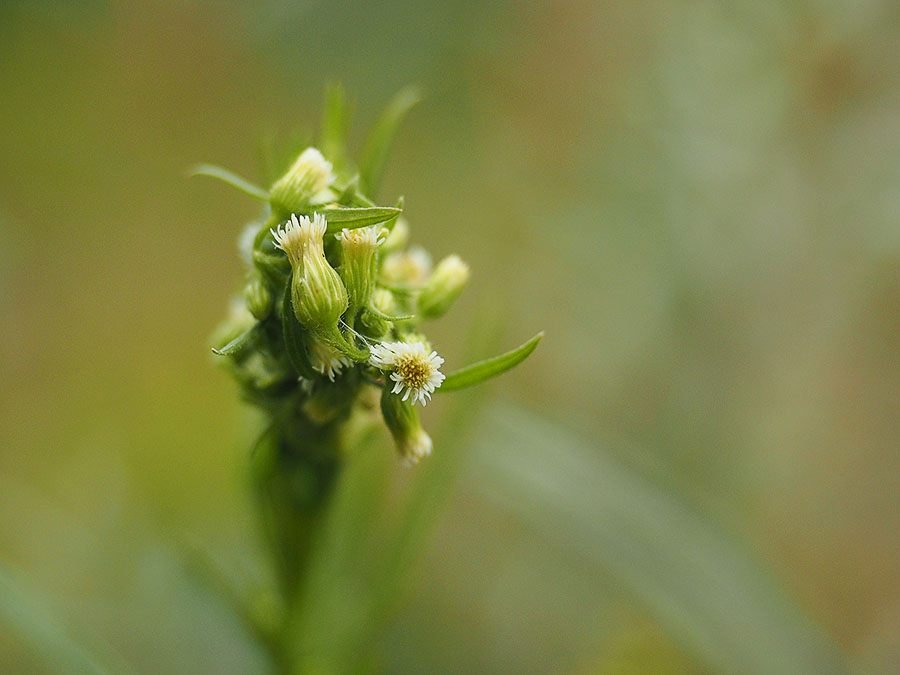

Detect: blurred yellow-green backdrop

[2,0,899,672]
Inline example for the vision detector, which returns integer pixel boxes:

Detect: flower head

[337,226,385,311]
[269,146,333,214]
[417,254,470,319]
[270,212,327,268]
[370,339,445,405]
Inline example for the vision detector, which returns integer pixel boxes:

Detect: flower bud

[338,226,383,316]
[380,217,409,254]
[381,245,432,285]
[244,274,273,320]
[417,254,470,320]
[380,384,433,465]
[269,147,333,214]
[271,213,348,334]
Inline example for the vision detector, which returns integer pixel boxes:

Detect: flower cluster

[210,90,539,466]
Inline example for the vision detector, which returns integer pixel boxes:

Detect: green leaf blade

[439,332,543,393]
[189,164,269,201]
[212,323,263,357]
[321,206,401,233]
[357,86,421,197]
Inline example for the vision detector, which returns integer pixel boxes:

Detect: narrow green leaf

[320,206,401,233]
[0,560,125,674]
[472,406,848,675]
[319,83,352,164]
[358,86,421,196]
[281,288,317,380]
[189,164,269,200]
[212,322,263,357]
[439,331,543,392]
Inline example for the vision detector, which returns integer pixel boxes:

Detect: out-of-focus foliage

[2,0,899,673]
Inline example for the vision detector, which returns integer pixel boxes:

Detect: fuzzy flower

[269,147,334,213]
[309,337,352,382]
[370,340,445,405]
[270,212,327,268]
[271,213,349,337]
[337,225,385,311]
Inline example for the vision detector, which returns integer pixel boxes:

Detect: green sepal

[212,322,264,356]
[252,250,290,286]
[367,305,414,322]
[189,164,269,201]
[358,86,421,196]
[439,332,543,392]
[321,206,401,233]
[281,287,318,380]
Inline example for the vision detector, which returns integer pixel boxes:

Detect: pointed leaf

[439,332,543,392]
[320,206,401,233]
[212,322,263,357]
[190,164,269,200]
[319,83,352,165]
[358,86,421,196]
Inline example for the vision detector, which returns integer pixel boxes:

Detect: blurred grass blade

[358,86,421,196]
[321,206,402,232]
[190,164,269,200]
[320,83,352,167]
[471,406,847,675]
[0,560,124,674]
[439,332,543,392]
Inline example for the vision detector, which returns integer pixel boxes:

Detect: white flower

[370,340,445,405]
[336,225,385,249]
[309,337,352,381]
[270,212,327,267]
[270,147,334,211]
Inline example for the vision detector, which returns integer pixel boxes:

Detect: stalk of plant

[201,87,542,672]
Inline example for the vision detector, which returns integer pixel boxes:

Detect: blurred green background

[2,0,899,672]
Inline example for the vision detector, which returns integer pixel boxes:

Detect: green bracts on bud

[244,274,273,320]
[292,248,348,331]
[417,254,470,319]
[338,226,382,318]
[270,213,369,364]
[269,147,333,215]
[380,383,432,465]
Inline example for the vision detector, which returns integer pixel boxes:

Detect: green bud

[244,274,273,320]
[417,254,470,319]
[269,147,333,214]
[271,213,348,332]
[380,383,432,465]
[338,226,383,316]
